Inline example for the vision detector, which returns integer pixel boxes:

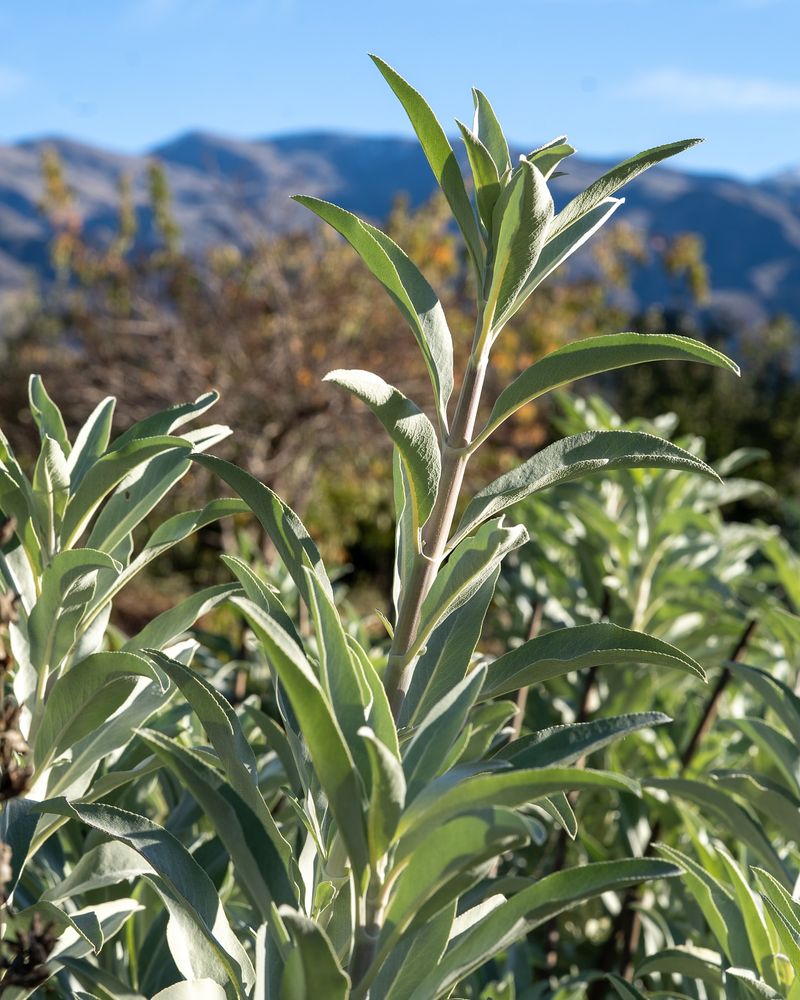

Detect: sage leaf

[140,729,296,915]
[551,137,702,239]
[324,370,441,541]
[33,799,254,995]
[359,727,406,865]
[649,778,790,886]
[234,600,370,882]
[484,160,554,335]
[471,89,511,176]
[456,430,720,544]
[195,454,331,606]
[294,197,454,426]
[410,859,680,997]
[61,436,193,547]
[417,518,528,649]
[457,120,502,232]
[398,766,639,861]
[370,54,484,276]
[33,650,159,766]
[480,333,739,444]
[278,908,350,1000]
[480,622,705,700]
[29,375,71,456]
[495,712,672,769]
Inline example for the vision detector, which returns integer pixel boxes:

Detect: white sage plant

[2,55,745,1000]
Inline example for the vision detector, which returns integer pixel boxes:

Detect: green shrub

[0,56,751,999]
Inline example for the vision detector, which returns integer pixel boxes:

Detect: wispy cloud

[622,69,800,113]
[0,66,26,100]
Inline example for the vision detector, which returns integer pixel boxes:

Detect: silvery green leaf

[33,799,254,995]
[151,983,227,1000]
[33,650,159,767]
[294,197,454,427]
[28,374,71,456]
[325,370,440,544]
[417,518,528,650]
[455,430,720,544]
[303,566,372,784]
[43,840,150,901]
[370,901,454,1000]
[393,452,415,618]
[56,956,146,1000]
[402,667,486,801]
[504,196,623,319]
[233,599,370,883]
[278,907,350,999]
[484,160,554,335]
[140,729,297,915]
[67,396,115,490]
[496,712,672,768]
[87,424,230,555]
[370,55,484,276]
[711,770,800,841]
[550,137,702,240]
[527,139,575,179]
[122,581,242,652]
[480,622,704,701]
[409,859,679,998]
[401,566,498,729]
[221,553,300,645]
[605,974,649,1000]
[146,650,290,867]
[397,767,638,862]
[112,391,219,448]
[381,808,529,951]
[649,778,790,886]
[348,634,399,759]
[725,969,784,999]
[27,548,119,675]
[87,499,248,627]
[457,120,502,233]
[61,436,193,546]
[727,661,800,747]
[478,333,739,445]
[635,947,724,987]
[195,454,331,607]
[359,726,406,866]
[471,88,511,176]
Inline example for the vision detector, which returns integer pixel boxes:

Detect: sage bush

[2,55,782,1000]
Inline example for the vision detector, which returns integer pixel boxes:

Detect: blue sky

[2,0,798,179]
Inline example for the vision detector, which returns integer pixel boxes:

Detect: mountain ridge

[2,129,800,327]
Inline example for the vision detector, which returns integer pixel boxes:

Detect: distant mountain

[2,129,800,328]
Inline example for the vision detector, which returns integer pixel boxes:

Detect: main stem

[350,878,386,989]
[385,337,490,719]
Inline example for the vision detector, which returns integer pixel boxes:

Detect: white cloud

[622,69,800,113]
[0,66,26,100]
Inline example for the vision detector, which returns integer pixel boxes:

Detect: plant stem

[385,348,490,718]
[510,602,544,741]
[350,879,385,989]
